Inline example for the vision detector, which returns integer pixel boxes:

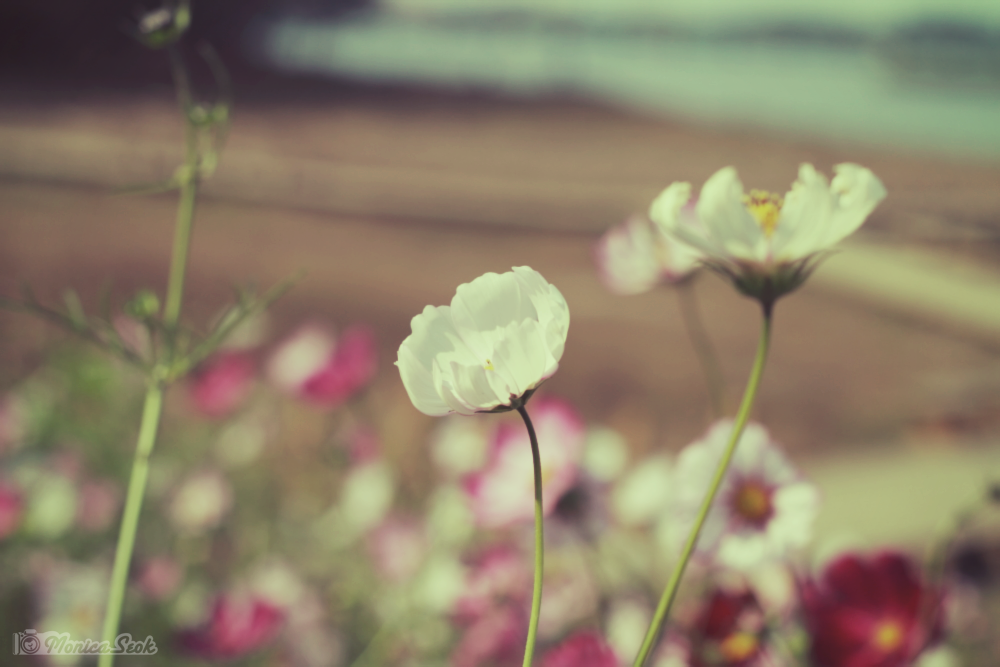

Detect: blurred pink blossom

[136,557,183,601]
[176,594,285,661]
[451,604,525,667]
[267,324,377,408]
[464,397,585,528]
[541,630,619,667]
[453,547,531,624]
[188,351,256,418]
[594,213,701,295]
[75,479,120,533]
[366,516,426,583]
[0,483,23,539]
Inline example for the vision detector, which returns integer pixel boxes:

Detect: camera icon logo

[13,629,41,655]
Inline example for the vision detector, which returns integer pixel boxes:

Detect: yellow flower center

[733,480,773,525]
[484,358,494,371]
[872,619,904,652]
[720,631,759,662]
[743,189,784,237]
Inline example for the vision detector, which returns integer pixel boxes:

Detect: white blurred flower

[413,554,467,614]
[611,454,672,527]
[168,470,233,534]
[426,484,475,547]
[430,416,489,477]
[339,460,394,533]
[582,427,629,482]
[595,214,701,294]
[23,475,77,540]
[650,164,885,304]
[606,598,651,665]
[396,266,570,416]
[672,420,819,570]
[464,397,585,528]
[214,415,269,468]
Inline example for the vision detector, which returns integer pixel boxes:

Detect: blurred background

[1,0,1000,664]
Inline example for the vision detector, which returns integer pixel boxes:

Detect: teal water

[262,14,1000,160]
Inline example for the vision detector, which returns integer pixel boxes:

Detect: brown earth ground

[2,82,1000,548]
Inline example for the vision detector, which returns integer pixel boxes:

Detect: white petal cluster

[670,420,819,570]
[396,267,570,416]
[649,163,886,303]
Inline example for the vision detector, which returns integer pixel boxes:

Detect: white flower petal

[825,163,887,246]
[398,267,568,416]
[696,167,765,262]
[595,216,662,295]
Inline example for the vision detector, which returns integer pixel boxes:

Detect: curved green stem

[98,383,164,667]
[517,405,544,667]
[631,309,773,667]
[675,280,726,419]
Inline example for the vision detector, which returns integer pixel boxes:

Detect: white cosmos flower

[649,163,886,305]
[671,420,819,571]
[594,214,702,295]
[396,266,570,416]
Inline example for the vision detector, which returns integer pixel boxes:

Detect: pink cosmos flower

[136,557,183,601]
[176,594,285,660]
[464,397,585,528]
[453,546,532,624]
[188,351,256,418]
[671,420,819,570]
[0,483,23,539]
[802,551,945,667]
[542,630,618,667]
[268,324,377,408]
[75,479,120,533]
[595,214,702,295]
[366,516,426,583]
[451,604,526,667]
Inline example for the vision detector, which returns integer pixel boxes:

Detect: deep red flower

[188,351,256,418]
[690,589,767,666]
[802,551,944,667]
[176,595,285,660]
[541,630,618,667]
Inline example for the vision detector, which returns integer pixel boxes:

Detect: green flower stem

[98,48,201,667]
[631,309,773,667]
[675,280,726,419]
[517,405,545,667]
[163,46,199,333]
[98,383,164,667]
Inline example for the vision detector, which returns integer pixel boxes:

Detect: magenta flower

[542,630,619,667]
[463,397,585,528]
[451,604,526,667]
[188,351,256,418]
[802,551,944,667]
[689,589,770,667]
[176,594,285,660]
[453,546,532,624]
[0,483,22,539]
[268,324,377,408]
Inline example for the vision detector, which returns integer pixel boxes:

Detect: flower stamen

[732,479,774,527]
[743,190,784,237]
[484,358,495,371]
[872,619,904,652]
[720,631,759,662]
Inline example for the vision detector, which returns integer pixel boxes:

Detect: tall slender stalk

[631,308,773,667]
[675,280,726,419]
[98,47,201,667]
[517,405,544,667]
